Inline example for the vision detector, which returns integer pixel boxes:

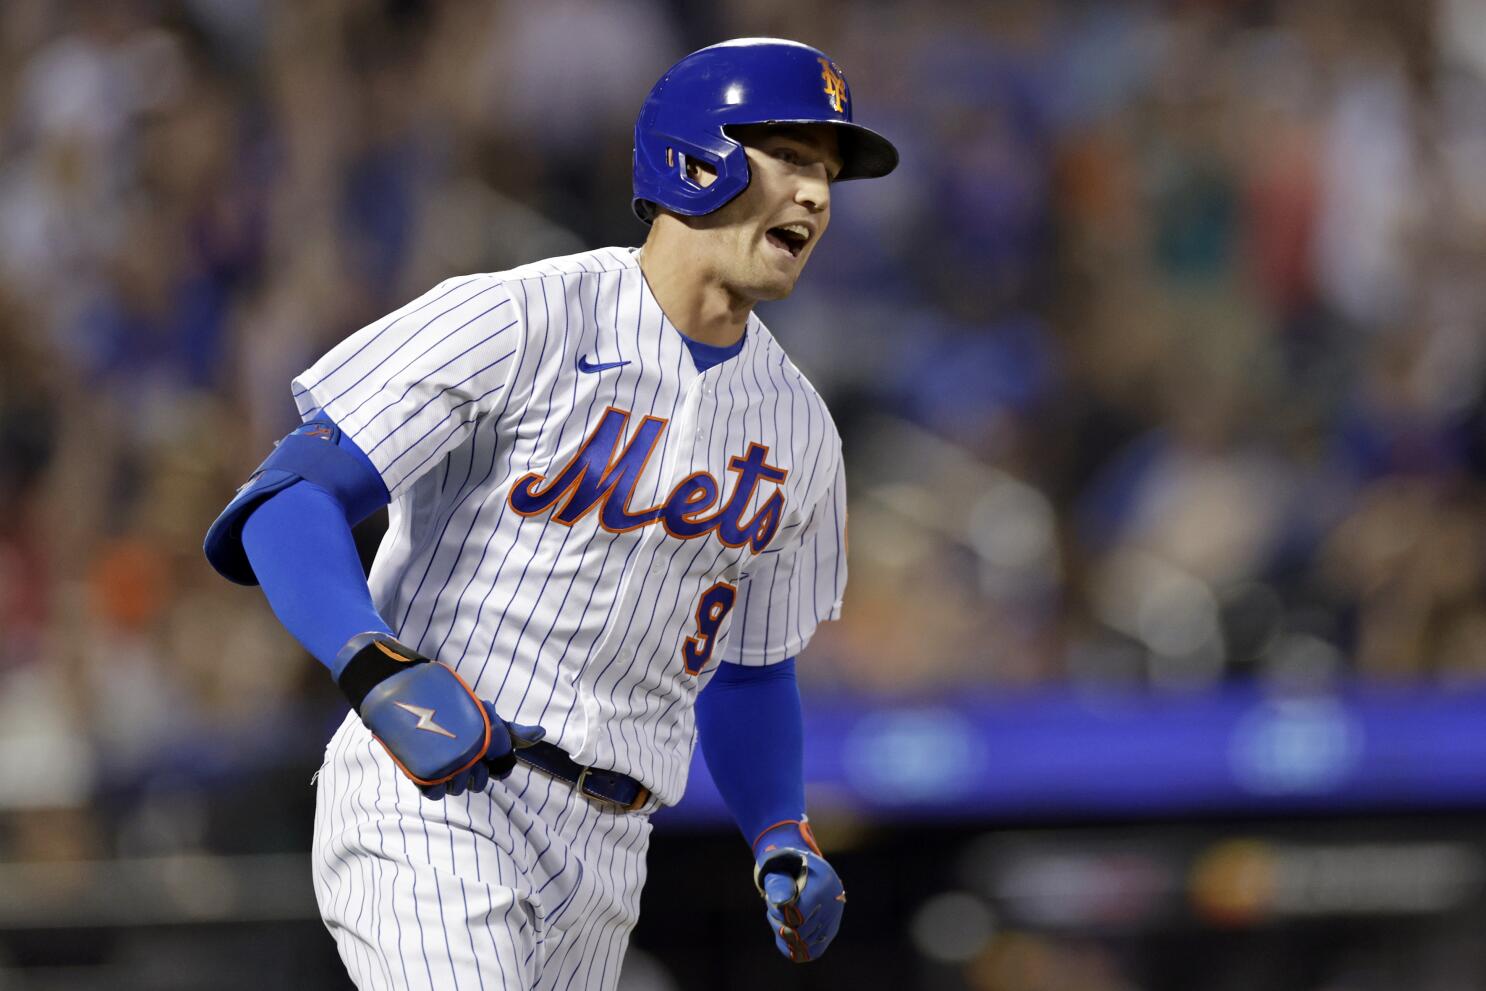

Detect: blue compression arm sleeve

[242,482,393,673]
[695,659,806,847]
[239,422,392,675]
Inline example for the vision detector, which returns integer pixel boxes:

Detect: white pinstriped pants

[312,713,652,991]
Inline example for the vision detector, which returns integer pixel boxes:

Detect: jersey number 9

[682,581,738,676]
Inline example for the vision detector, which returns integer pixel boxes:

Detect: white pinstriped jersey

[292,246,847,805]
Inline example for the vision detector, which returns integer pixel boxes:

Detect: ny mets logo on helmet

[818,58,848,114]
[508,407,788,553]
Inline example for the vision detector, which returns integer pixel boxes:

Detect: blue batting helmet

[631,38,899,224]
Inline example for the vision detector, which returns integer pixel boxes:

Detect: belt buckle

[575,766,650,814]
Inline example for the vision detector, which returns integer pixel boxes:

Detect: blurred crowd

[794,0,1486,698]
[1,0,1486,820]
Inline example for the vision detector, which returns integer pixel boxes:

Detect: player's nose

[793,168,830,214]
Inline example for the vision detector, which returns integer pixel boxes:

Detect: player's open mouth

[766,224,811,258]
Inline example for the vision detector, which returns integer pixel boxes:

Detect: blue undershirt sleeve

[694,658,806,846]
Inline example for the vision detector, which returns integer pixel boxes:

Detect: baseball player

[204,38,897,989]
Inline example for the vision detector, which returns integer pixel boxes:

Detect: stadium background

[3,0,1486,987]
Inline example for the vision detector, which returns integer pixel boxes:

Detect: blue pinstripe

[583,301,683,762]
[361,329,515,452]
[548,268,673,743]
[609,331,740,771]
[448,274,582,701]
[426,806,461,990]
[296,276,486,403]
[508,273,613,717]
[375,744,413,989]
[531,262,635,732]
[390,332,534,640]
[320,280,505,414]
[478,279,594,704]
[455,876,488,991]
[339,295,513,430]
[347,732,384,985]
[630,538,731,783]
[411,277,558,659]
[359,739,399,988]
[373,358,514,484]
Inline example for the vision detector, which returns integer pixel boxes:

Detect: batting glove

[752,820,846,963]
[336,633,544,798]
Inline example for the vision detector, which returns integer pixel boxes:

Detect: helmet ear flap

[633,128,750,223]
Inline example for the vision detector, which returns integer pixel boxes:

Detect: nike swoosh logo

[577,354,631,374]
[393,701,457,738]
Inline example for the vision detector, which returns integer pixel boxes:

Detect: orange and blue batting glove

[752,820,846,963]
[336,633,545,799]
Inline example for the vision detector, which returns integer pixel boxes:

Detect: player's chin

[752,276,800,302]
[750,261,808,301]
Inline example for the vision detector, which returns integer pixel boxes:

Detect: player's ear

[684,156,718,189]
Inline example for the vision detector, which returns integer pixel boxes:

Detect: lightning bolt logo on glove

[334,632,544,797]
[393,701,457,739]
